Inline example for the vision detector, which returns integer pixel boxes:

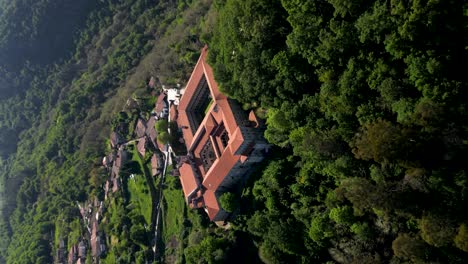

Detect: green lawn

[204,100,214,114]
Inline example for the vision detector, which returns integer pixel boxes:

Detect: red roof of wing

[137,137,146,157]
[112,177,119,192]
[91,221,98,257]
[217,99,238,135]
[178,46,227,147]
[135,119,147,138]
[110,132,122,148]
[152,154,158,165]
[68,245,77,264]
[203,189,220,221]
[151,154,158,173]
[169,104,178,122]
[155,93,168,115]
[179,48,208,112]
[202,148,240,191]
[228,127,245,155]
[179,163,199,201]
[146,117,156,139]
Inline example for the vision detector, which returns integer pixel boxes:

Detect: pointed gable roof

[179,163,199,202]
[137,137,146,157]
[155,93,168,115]
[203,190,220,221]
[135,118,147,138]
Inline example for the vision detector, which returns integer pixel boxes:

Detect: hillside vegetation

[0,0,211,262]
[0,0,466,263]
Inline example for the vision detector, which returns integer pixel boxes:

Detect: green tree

[350,222,372,240]
[420,213,456,247]
[351,119,411,163]
[392,233,427,262]
[219,192,238,213]
[454,224,468,253]
[309,213,333,244]
[157,131,171,145]
[129,224,147,244]
[185,236,228,264]
[155,119,168,133]
[329,206,354,226]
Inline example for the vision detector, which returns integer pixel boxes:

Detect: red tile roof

[202,149,240,191]
[91,221,98,257]
[169,104,178,122]
[68,245,77,264]
[203,190,220,221]
[228,127,245,155]
[155,93,167,114]
[112,177,119,193]
[179,163,199,202]
[135,118,147,138]
[137,137,146,157]
[157,140,166,152]
[146,118,158,149]
[110,131,123,148]
[151,154,159,176]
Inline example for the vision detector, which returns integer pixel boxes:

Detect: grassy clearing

[162,175,185,243]
[161,166,187,263]
[127,173,152,224]
[204,99,214,114]
[126,146,153,224]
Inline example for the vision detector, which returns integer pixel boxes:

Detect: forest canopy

[209,0,467,263]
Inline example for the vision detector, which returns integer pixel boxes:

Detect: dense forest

[0,0,466,263]
[208,0,468,263]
